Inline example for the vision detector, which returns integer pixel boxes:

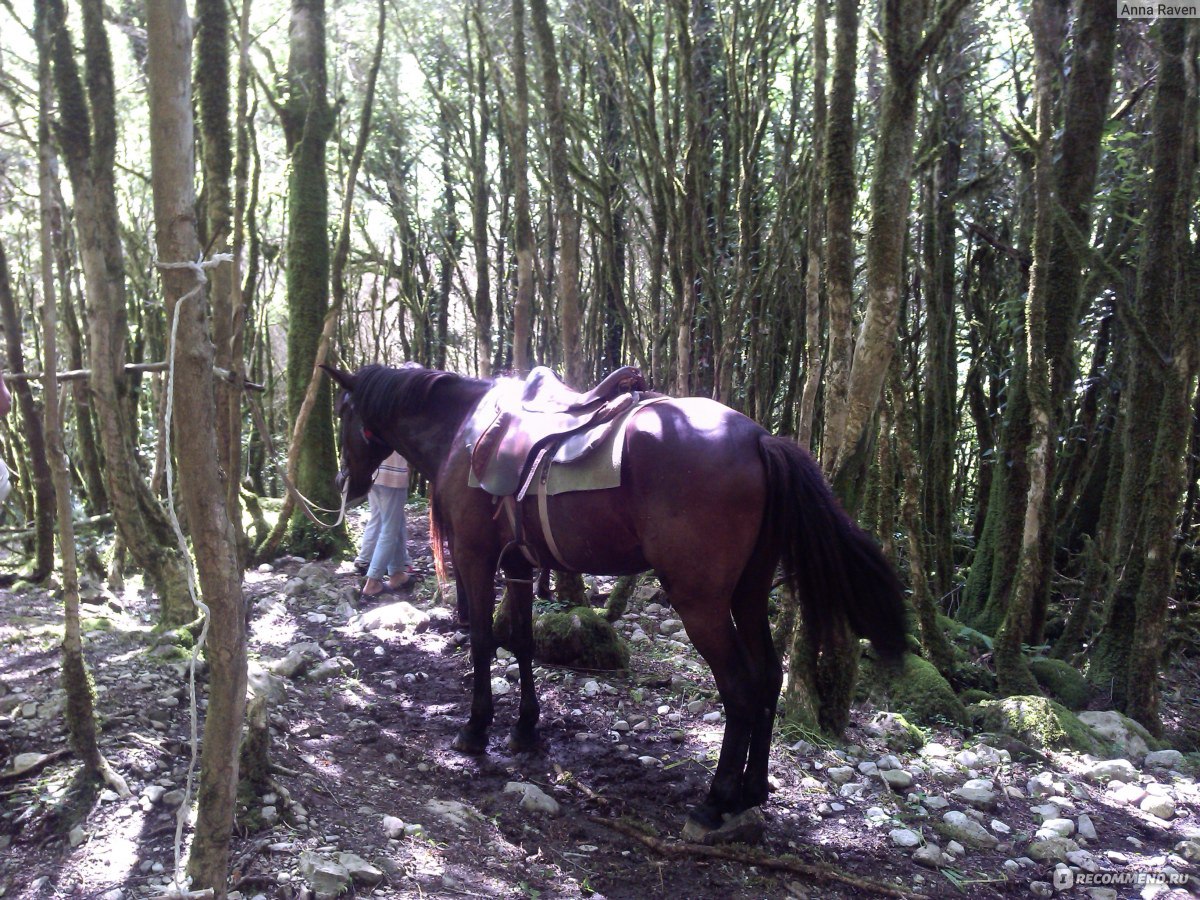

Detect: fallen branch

[0,747,72,783]
[588,815,929,900]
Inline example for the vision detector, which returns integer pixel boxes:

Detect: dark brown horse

[323,363,906,836]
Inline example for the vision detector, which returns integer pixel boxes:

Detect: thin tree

[530,0,585,387]
[45,0,194,625]
[145,2,247,891]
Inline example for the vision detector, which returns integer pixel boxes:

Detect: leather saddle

[466,366,647,497]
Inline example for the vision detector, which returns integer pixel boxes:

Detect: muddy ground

[1,509,1199,899]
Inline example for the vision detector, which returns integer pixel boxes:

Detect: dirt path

[2,514,1199,898]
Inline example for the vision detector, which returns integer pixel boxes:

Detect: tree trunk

[797,0,828,452]
[145,4,248,893]
[1116,19,1197,733]
[510,0,535,372]
[831,0,965,499]
[995,0,1062,699]
[0,242,55,581]
[46,0,194,625]
[530,0,585,386]
[279,0,344,557]
[818,0,859,469]
[196,0,248,560]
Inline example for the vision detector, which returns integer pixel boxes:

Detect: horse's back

[620,398,767,585]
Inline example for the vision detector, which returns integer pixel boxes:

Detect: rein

[247,390,350,529]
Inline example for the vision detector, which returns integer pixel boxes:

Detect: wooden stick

[5,363,265,392]
[588,815,930,900]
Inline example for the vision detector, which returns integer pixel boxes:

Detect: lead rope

[152,253,230,898]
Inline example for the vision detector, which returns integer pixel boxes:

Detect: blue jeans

[355,484,409,581]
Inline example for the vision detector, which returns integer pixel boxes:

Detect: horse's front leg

[451,555,500,754]
[501,560,539,752]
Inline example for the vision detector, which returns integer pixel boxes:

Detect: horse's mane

[351,363,490,428]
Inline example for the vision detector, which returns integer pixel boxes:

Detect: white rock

[923,795,950,810]
[1030,802,1060,821]
[336,852,384,886]
[491,676,512,696]
[1027,771,1060,798]
[881,770,913,790]
[1040,818,1075,837]
[504,782,561,816]
[1085,759,1138,784]
[838,782,867,799]
[1111,783,1148,806]
[1144,749,1183,769]
[990,819,1011,834]
[1077,711,1150,758]
[877,755,903,770]
[946,840,966,857]
[890,828,922,848]
[382,815,406,839]
[1139,794,1175,820]
[951,779,997,809]
[827,766,856,784]
[69,826,87,847]
[10,752,47,775]
[1067,817,1094,847]
[912,844,945,868]
[857,761,879,776]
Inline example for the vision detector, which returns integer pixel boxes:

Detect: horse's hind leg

[677,607,759,832]
[501,558,539,752]
[732,602,782,812]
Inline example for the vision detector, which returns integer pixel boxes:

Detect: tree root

[588,815,930,899]
[96,754,131,798]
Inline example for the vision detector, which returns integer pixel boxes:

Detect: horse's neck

[390,380,489,482]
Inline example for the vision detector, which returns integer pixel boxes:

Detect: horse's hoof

[452,729,487,754]
[682,807,765,845]
[508,728,539,754]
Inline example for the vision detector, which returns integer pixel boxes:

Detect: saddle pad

[543,399,648,496]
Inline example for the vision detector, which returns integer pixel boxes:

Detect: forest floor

[2,509,1200,899]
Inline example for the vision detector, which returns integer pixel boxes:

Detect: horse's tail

[758,434,907,660]
[428,494,451,593]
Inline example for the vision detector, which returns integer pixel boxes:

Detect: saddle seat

[466,366,648,497]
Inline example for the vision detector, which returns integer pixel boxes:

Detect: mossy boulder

[857,653,967,727]
[968,696,1103,754]
[533,606,629,670]
[1029,657,1089,710]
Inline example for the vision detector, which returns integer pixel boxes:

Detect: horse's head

[322,365,392,504]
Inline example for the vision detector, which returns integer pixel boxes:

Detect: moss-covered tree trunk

[36,2,124,796]
[196,0,248,561]
[797,0,827,451]
[817,0,858,469]
[46,0,194,625]
[995,0,1061,699]
[1108,19,1197,733]
[530,0,585,387]
[830,0,967,498]
[279,0,345,557]
[0,241,55,582]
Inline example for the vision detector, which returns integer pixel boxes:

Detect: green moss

[857,653,967,727]
[959,688,994,705]
[968,695,1103,754]
[533,606,629,670]
[1029,657,1089,710]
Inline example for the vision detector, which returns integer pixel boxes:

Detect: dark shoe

[353,559,369,574]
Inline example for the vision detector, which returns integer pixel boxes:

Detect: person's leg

[386,488,411,585]
[363,486,404,595]
[356,484,383,568]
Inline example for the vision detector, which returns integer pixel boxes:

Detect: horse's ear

[320,364,354,393]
